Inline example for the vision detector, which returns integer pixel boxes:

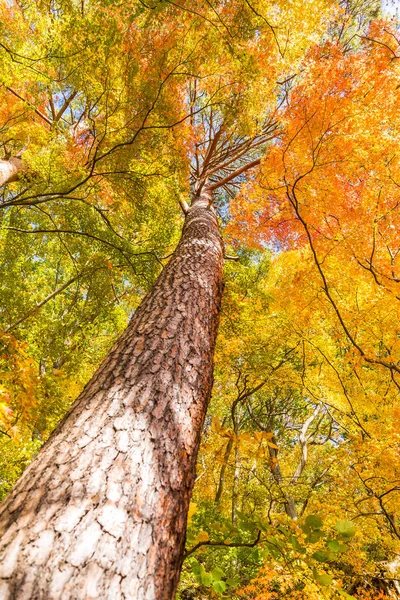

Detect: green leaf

[239,519,255,533]
[212,580,228,594]
[318,574,333,587]
[305,514,323,530]
[192,561,205,583]
[308,530,324,543]
[313,569,333,587]
[335,520,356,538]
[191,561,203,576]
[326,539,340,553]
[255,518,270,532]
[326,539,348,553]
[211,567,225,581]
[266,535,283,548]
[312,550,329,562]
[289,535,305,553]
[277,525,288,535]
[201,572,213,587]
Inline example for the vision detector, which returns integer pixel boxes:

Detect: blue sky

[382,0,400,17]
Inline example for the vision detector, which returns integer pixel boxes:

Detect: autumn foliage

[0,0,399,597]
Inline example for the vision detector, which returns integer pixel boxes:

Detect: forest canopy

[0,0,399,599]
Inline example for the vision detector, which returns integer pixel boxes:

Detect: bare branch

[208,157,261,190]
[4,86,52,126]
[184,530,261,559]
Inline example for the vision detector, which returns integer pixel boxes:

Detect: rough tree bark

[0,189,224,600]
[0,157,25,187]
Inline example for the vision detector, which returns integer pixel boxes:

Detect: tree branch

[4,86,52,126]
[208,158,261,190]
[183,529,261,559]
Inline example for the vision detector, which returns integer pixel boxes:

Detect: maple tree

[0,0,399,599]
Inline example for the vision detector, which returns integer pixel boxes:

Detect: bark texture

[0,192,224,600]
[0,157,25,187]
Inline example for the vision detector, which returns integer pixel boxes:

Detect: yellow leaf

[187,502,197,524]
[267,442,279,450]
[197,531,210,543]
[212,417,222,434]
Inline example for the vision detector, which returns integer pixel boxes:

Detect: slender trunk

[231,443,240,525]
[0,191,224,600]
[244,400,297,519]
[215,437,233,504]
[0,157,25,187]
[268,437,297,520]
[290,442,308,484]
[291,405,323,484]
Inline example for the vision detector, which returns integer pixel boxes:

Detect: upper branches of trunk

[190,110,280,200]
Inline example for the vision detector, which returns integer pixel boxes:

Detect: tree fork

[0,190,224,600]
[0,157,25,187]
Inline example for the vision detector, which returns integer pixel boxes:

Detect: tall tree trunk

[0,191,224,600]
[0,157,25,187]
